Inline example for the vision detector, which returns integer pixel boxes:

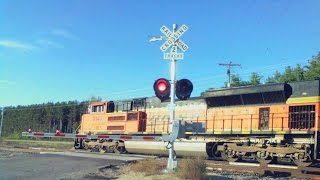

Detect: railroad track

[74,148,320,179]
[205,160,320,179]
[6,145,319,179]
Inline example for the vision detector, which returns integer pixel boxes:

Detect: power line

[66,61,309,100]
[77,59,307,100]
[2,60,310,109]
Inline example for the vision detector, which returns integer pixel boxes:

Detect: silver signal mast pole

[168,24,177,171]
[170,23,177,126]
[219,61,241,88]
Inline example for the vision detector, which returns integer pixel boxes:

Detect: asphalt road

[0,150,124,180]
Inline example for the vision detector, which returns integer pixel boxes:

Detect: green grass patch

[0,139,74,150]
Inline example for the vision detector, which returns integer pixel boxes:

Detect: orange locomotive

[77,80,319,166]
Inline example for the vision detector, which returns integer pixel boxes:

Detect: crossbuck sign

[160,24,189,60]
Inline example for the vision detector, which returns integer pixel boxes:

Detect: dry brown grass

[129,157,207,179]
[129,159,167,176]
[177,157,207,180]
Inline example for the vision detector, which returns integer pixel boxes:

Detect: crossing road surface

[0,150,154,180]
[40,150,158,161]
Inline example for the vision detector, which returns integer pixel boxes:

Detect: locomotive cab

[80,100,147,135]
[87,101,115,114]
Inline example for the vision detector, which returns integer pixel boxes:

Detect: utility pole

[219,61,241,88]
[0,107,4,137]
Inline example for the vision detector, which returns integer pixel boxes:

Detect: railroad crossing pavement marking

[39,151,157,162]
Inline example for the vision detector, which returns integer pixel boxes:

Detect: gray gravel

[206,171,300,180]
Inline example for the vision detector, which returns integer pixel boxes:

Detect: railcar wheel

[206,143,220,158]
[211,143,220,158]
[99,146,107,153]
[292,153,312,167]
[254,151,272,165]
[114,146,126,154]
[221,149,241,162]
[113,141,127,154]
[74,138,81,149]
[293,159,312,167]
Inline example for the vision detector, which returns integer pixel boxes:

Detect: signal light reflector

[154,78,170,101]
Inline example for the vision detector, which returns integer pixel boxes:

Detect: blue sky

[1,0,320,106]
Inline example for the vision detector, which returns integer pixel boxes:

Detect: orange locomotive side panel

[144,102,207,134]
[207,106,259,132]
[80,111,146,134]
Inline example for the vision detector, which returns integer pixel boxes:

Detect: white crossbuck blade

[160,24,189,53]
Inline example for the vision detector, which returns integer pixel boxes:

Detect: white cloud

[35,39,64,49]
[0,40,35,52]
[51,29,79,40]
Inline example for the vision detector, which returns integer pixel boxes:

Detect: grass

[129,159,167,176]
[0,138,74,150]
[177,157,207,180]
[129,157,207,179]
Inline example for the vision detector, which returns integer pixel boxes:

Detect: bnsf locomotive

[25,80,320,167]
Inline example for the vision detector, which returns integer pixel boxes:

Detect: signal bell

[153,78,171,101]
[176,79,193,100]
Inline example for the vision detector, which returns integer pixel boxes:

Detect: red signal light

[154,78,170,101]
[157,81,167,92]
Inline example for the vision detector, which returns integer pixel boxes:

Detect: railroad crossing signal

[153,78,193,101]
[150,24,190,172]
[153,78,171,101]
[160,24,189,60]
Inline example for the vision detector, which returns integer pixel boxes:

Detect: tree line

[1,101,88,138]
[226,52,320,87]
[1,53,320,138]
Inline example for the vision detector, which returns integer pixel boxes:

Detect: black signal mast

[219,61,241,88]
